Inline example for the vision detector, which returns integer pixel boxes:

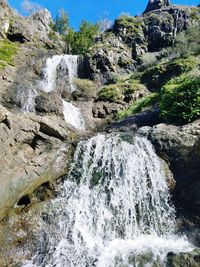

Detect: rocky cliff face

[144,0,171,14]
[83,3,198,85]
[0,0,200,265]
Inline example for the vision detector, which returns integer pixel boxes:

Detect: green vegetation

[117,93,159,119]
[160,75,200,124]
[0,40,18,69]
[98,80,146,102]
[141,56,199,89]
[116,15,143,34]
[172,25,200,56]
[98,84,122,102]
[65,21,100,54]
[51,9,100,55]
[50,9,69,35]
[73,78,97,99]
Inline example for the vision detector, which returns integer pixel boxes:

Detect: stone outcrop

[82,33,135,84]
[147,120,200,218]
[144,0,171,14]
[0,105,75,221]
[0,0,12,39]
[84,4,197,84]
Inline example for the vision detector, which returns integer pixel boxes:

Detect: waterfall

[40,54,85,130]
[62,100,85,130]
[23,134,193,267]
[41,55,79,93]
[16,86,38,113]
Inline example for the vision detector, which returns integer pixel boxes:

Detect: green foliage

[0,40,18,69]
[98,80,146,102]
[117,93,160,119]
[116,15,143,34]
[48,30,58,41]
[98,84,122,102]
[160,75,200,124]
[65,21,100,54]
[173,25,200,56]
[141,56,198,89]
[73,78,97,99]
[51,9,69,35]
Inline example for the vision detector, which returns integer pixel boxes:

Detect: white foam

[97,235,194,267]
[62,100,85,130]
[41,55,78,92]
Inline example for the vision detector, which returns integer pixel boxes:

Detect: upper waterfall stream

[23,134,193,267]
[41,54,85,130]
[21,54,85,130]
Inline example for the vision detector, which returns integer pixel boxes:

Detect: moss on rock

[0,39,19,69]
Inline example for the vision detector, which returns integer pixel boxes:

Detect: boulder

[7,9,52,43]
[147,120,200,217]
[35,92,63,115]
[107,109,161,132]
[0,105,75,221]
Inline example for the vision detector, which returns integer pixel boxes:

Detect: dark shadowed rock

[147,120,200,218]
[144,0,171,14]
[107,109,161,132]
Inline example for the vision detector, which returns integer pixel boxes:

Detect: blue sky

[8,0,200,29]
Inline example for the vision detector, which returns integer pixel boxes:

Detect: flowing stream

[20,54,85,130]
[23,133,194,267]
[41,54,85,130]
[41,54,79,93]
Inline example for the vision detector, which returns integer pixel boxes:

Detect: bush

[98,84,122,102]
[116,15,143,34]
[117,93,160,119]
[73,78,97,99]
[141,56,198,90]
[173,25,200,56]
[160,75,200,124]
[98,79,146,102]
[0,40,18,69]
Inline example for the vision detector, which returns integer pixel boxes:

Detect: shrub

[117,93,160,119]
[73,78,97,99]
[173,25,200,56]
[160,75,200,124]
[0,40,18,68]
[141,56,198,90]
[98,84,122,102]
[98,79,146,102]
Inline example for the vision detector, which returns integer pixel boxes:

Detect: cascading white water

[40,54,85,130]
[41,54,79,93]
[23,134,194,267]
[62,100,85,130]
[18,87,38,113]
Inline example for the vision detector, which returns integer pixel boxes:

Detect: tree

[65,20,100,55]
[51,9,69,35]
[98,12,113,32]
[21,0,42,15]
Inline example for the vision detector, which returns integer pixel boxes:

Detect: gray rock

[148,120,200,217]
[107,109,161,132]
[82,34,135,84]
[144,0,171,14]
[35,92,63,115]
[0,105,75,221]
